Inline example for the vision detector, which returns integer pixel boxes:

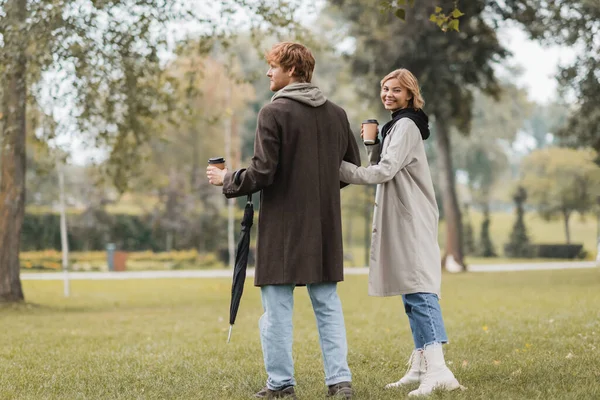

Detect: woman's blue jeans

[259,283,352,390]
[402,292,448,349]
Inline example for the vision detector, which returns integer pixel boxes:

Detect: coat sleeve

[340,113,362,188]
[339,119,419,185]
[222,107,280,198]
[365,141,381,165]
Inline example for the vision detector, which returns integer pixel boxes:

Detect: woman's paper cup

[362,119,379,144]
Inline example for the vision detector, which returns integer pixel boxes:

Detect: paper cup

[208,157,226,170]
[362,119,379,144]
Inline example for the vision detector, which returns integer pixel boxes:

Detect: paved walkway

[20,261,597,281]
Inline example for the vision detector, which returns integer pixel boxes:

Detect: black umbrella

[227,194,254,343]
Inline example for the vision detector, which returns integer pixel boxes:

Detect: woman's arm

[365,141,381,165]
[339,119,420,185]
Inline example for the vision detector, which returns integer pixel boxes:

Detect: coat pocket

[393,200,417,263]
[394,196,412,219]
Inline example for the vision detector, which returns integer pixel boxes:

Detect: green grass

[2,269,600,399]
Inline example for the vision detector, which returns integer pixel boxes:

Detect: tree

[462,203,476,256]
[130,50,255,252]
[328,0,508,270]
[0,0,28,302]
[520,147,600,244]
[495,1,600,152]
[522,102,569,149]
[452,85,531,257]
[505,186,532,258]
[478,209,496,257]
[0,0,304,303]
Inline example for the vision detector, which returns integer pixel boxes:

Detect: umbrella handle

[246,194,252,204]
[227,325,233,343]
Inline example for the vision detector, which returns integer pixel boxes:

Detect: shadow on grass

[0,300,193,315]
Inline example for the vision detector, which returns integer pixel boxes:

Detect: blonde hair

[380,69,425,110]
[265,42,315,83]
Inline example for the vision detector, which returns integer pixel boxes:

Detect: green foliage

[462,204,476,255]
[1,0,309,193]
[328,0,507,132]
[496,1,600,153]
[528,244,585,259]
[429,4,463,32]
[19,249,223,271]
[522,102,569,149]
[454,85,532,207]
[478,210,496,257]
[520,147,600,243]
[504,186,533,258]
[20,212,228,253]
[378,0,463,31]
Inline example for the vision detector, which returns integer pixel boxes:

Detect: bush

[20,212,228,252]
[505,186,533,258]
[462,204,476,255]
[20,250,225,271]
[478,210,497,257]
[528,244,585,259]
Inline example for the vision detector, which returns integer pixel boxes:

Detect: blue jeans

[259,283,352,390]
[402,293,448,349]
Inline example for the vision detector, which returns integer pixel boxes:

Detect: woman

[340,69,462,396]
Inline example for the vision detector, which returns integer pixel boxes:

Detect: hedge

[21,212,227,252]
[504,243,586,259]
[20,250,223,271]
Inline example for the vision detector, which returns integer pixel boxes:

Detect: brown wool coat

[222,84,361,286]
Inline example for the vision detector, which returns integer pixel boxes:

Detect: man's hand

[206,166,227,186]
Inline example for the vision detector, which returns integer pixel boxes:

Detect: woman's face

[380,78,412,111]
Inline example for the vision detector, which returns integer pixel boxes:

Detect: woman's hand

[360,125,380,141]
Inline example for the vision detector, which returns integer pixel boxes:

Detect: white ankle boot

[385,349,425,388]
[408,343,462,396]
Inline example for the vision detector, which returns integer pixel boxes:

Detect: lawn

[1,269,599,399]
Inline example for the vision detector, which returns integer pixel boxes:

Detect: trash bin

[114,251,127,272]
[106,243,116,271]
[106,243,127,272]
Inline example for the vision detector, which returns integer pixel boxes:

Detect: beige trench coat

[340,118,441,297]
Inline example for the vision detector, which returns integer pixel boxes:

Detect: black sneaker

[254,386,297,399]
[328,382,353,398]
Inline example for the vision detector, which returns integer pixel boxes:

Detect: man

[207,42,361,399]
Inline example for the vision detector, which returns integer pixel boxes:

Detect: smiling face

[266,62,295,92]
[380,78,413,112]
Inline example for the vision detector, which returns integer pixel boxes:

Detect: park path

[20,261,597,281]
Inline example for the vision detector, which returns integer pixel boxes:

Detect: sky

[496,23,576,105]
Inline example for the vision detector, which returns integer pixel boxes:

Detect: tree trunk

[563,210,571,244]
[0,0,28,302]
[434,117,465,271]
[166,231,173,252]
